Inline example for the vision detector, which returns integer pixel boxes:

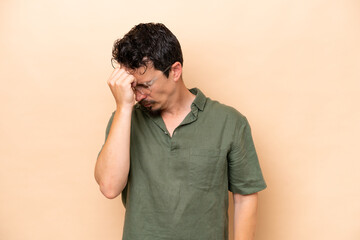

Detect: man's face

[128,64,172,112]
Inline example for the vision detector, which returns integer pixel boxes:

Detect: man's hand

[107,66,136,109]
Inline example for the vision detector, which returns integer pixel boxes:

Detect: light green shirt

[98,88,267,240]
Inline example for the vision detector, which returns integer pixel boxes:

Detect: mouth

[140,100,154,108]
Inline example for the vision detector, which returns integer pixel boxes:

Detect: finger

[131,80,137,88]
[111,68,127,82]
[109,69,128,86]
[108,63,129,82]
[115,74,135,88]
[109,65,122,79]
[108,68,121,85]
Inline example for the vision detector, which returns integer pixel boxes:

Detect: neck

[161,84,195,117]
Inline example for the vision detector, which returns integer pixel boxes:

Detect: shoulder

[204,97,248,123]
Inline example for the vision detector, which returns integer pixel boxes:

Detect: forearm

[233,193,258,240]
[94,105,132,199]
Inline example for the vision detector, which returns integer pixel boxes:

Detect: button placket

[170,129,179,151]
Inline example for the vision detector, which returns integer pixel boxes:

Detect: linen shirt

[98,88,267,240]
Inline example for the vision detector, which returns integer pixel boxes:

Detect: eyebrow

[139,78,156,86]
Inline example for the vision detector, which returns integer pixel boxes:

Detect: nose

[135,90,147,102]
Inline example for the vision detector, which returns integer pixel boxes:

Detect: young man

[94,23,267,240]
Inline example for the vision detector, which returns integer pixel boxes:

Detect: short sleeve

[227,115,267,195]
[97,111,116,159]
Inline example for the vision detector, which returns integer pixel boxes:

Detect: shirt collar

[189,88,207,111]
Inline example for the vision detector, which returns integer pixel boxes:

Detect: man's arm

[94,106,132,199]
[94,67,135,199]
[233,192,258,240]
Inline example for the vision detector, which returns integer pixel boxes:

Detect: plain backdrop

[1,0,359,239]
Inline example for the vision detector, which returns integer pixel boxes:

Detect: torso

[120,88,266,240]
[162,111,190,137]
[161,90,196,137]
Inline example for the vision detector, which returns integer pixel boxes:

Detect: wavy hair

[112,23,183,77]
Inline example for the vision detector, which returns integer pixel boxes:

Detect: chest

[129,110,235,189]
[161,113,189,137]
[129,120,230,193]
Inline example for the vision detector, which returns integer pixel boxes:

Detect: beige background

[1,0,359,239]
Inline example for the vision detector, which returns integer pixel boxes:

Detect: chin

[148,103,162,114]
[149,106,161,113]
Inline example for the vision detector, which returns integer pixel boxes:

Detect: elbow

[101,188,120,199]
[98,180,127,199]
[94,165,128,199]
[99,184,120,199]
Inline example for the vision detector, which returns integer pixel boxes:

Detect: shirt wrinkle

[98,87,266,240]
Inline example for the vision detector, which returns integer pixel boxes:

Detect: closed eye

[138,79,155,88]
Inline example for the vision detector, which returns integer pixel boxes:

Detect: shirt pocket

[188,148,227,191]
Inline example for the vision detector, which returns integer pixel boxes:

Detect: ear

[170,62,182,82]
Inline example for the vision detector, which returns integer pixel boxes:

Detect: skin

[94,61,259,239]
[94,66,134,199]
[233,192,259,240]
[94,61,194,199]
[129,61,196,136]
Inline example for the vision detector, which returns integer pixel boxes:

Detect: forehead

[131,65,160,82]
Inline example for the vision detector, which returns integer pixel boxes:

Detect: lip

[143,102,152,107]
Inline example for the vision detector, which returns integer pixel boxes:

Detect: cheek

[151,78,172,99]
[151,86,167,98]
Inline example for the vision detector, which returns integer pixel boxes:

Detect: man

[94,23,267,240]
